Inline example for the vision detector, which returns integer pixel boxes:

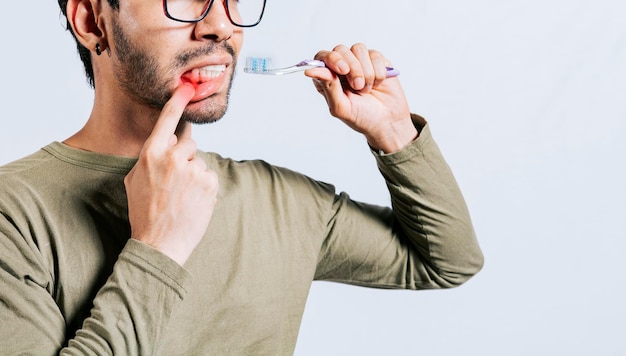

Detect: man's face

[109,0,243,124]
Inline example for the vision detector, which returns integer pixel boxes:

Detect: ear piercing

[95,43,102,56]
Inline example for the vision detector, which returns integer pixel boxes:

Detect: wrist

[367,117,419,154]
[131,234,192,267]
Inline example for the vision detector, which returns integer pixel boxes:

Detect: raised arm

[307,44,483,288]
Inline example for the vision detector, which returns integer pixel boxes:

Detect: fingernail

[353,77,365,90]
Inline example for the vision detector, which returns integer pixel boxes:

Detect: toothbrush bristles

[245,57,271,73]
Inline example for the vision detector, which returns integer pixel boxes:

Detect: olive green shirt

[0,117,483,355]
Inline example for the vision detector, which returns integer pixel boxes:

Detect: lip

[179,55,234,102]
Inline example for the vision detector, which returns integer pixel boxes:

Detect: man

[0,0,483,354]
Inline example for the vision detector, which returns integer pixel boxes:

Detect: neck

[64,87,163,157]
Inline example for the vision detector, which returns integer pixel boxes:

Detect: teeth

[199,65,226,79]
[182,65,227,84]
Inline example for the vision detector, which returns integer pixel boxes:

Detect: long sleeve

[314,115,484,289]
[0,226,191,355]
[1,128,482,354]
[0,147,195,355]
[62,239,191,355]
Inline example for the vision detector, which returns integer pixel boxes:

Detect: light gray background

[2,1,625,355]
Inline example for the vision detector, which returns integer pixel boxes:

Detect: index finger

[313,49,350,77]
[147,83,195,150]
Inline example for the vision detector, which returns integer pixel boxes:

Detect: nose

[194,0,235,42]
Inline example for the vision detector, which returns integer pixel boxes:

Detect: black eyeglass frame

[162,0,267,27]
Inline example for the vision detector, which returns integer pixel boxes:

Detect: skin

[62,0,418,266]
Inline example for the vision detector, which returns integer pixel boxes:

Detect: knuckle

[196,158,207,171]
[313,50,328,60]
[171,142,195,162]
[162,146,180,162]
[206,170,219,185]
[327,51,344,63]
[351,42,367,53]
[333,44,348,52]
[368,48,381,56]
[203,171,220,195]
[369,49,384,62]
[180,137,198,154]
[328,103,342,117]
[140,145,160,162]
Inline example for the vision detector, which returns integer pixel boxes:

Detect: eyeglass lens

[165,0,265,26]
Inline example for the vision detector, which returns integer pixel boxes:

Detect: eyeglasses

[163,0,266,27]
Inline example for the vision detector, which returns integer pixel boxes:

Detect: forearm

[315,116,482,289]
[62,239,190,355]
[375,115,484,286]
[1,234,190,356]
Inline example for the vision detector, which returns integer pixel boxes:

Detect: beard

[110,17,236,124]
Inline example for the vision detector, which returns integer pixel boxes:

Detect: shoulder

[0,147,55,178]
[196,150,338,205]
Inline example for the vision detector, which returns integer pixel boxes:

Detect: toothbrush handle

[385,67,400,78]
[303,60,399,77]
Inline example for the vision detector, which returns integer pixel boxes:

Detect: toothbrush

[244,57,399,77]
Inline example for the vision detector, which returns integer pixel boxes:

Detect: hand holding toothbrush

[304,43,418,154]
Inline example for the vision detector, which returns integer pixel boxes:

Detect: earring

[95,43,102,56]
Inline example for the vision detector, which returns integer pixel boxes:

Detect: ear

[66,0,107,53]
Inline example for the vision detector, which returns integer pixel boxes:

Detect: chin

[181,104,228,125]
[181,82,232,124]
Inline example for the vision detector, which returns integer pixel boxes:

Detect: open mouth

[180,64,228,102]
[181,65,227,85]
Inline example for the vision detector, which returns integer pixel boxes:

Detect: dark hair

[58,0,119,87]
